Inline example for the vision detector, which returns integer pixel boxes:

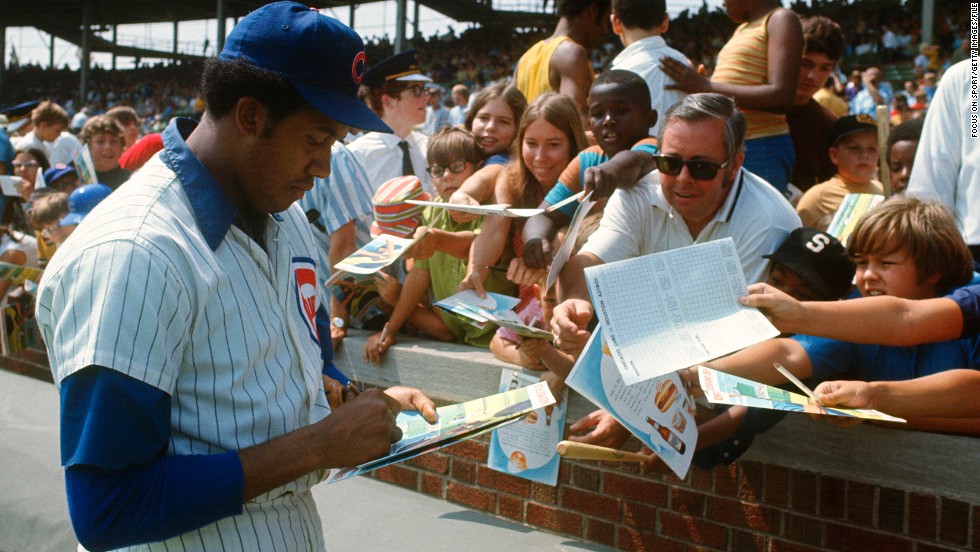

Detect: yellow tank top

[712,9,789,139]
[515,36,576,104]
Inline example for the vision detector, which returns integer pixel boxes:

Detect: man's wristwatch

[331,317,346,329]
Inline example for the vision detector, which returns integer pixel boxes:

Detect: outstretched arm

[814,370,980,419]
[740,283,964,345]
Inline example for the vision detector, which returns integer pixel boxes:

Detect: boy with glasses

[349,49,434,193]
[364,127,516,362]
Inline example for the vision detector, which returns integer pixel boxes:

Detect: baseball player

[35,3,434,550]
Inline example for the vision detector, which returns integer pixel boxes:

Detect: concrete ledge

[339,329,980,503]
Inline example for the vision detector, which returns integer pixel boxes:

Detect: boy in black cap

[796,114,883,229]
[765,227,854,302]
[349,48,435,193]
[35,3,434,550]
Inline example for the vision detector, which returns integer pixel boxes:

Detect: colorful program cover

[73,144,98,185]
[825,193,885,246]
[488,369,567,485]
[566,329,697,479]
[0,261,43,285]
[333,233,421,275]
[697,366,905,422]
[327,381,557,483]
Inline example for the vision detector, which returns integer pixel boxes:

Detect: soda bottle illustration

[646,416,686,454]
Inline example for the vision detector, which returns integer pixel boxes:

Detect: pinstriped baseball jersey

[36,151,333,550]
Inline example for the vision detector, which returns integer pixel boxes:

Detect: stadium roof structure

[3,0,556,61]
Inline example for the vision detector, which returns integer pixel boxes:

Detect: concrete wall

[4,329,978,551]
[338,330,980,551]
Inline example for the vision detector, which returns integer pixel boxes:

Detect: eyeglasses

[653,155,729,181]
[425,160,468,178]
[12,161,38,169]
[389,84,428,98]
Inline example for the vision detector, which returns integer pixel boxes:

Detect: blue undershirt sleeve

[60,366,244,551]
[316,303,349,386]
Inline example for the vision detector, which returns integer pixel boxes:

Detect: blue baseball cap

[43,164,76,186]
[220,2,391,133]
[60,183,113,227]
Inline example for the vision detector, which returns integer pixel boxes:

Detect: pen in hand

[378,323,390,354]
[346,381,361,397]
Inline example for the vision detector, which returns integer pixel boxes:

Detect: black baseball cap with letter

[765,228,855,300]
[219,1,391,133]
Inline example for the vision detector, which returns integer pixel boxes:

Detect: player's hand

[551,298,593,355]
[522,237,552,270]
[374,271,402,306]
[320,388,403,466]
[507,257,547,287]
[364,330,394,364]
[323,375,346,410]
[568,409,631,449]
[384,386,438,423]
[457,269,487,298]
[738,283,806,333]
[661,56,711,93]
[447,190,481,223]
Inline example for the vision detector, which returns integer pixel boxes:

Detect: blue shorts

[742,133,795,196]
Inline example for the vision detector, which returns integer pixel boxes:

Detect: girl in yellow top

[660,0,803,196]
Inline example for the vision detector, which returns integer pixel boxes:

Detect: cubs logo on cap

[292,257,320,345]
[220,1,391,133]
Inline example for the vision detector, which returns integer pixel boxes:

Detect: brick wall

[366,432,977,551]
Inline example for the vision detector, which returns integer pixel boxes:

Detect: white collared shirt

[582,168,801,284]
[347,130,432,194]
[611,35,693,136]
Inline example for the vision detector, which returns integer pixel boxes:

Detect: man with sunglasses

[349,49,434,194]
[553,93,800,357]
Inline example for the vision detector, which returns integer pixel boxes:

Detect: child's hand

[406,227,436,260]
[540,369,566,399]
[457,270,487,298]
[447,190,482,223]
[363,330,394,364]
[374,271,402,306]
[551,299,593,355]
[522,238,552,270]
[507,257,547,287]
[660,56,711,94]
[518,338,547,370]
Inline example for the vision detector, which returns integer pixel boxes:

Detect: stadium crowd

[2,0,979,548]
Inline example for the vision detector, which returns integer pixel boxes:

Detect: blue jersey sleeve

[950,284,980,339]
[60,367,244,550]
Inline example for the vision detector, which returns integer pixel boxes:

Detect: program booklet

[327,381,556,483]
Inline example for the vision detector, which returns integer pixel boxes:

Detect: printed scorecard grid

[586,239,778,385]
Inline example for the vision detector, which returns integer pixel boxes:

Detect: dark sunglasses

[389,84,428,98]
[425,160,468,178]
[653,155,729,181]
